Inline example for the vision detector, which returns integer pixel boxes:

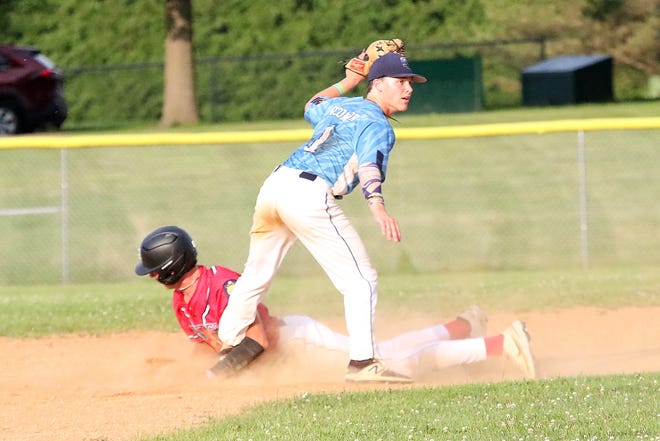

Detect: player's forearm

[333,70,364,96]
[305,70,365,108]
[368,199,387,217]
[359,162,384,203]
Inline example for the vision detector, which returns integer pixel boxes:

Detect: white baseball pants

[219,165,378,361]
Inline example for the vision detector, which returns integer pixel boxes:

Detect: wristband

[367,194,384,206]
[333,82,346,96]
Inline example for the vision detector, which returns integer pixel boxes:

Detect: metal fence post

[209,59,217,122]
[538,37,546,60]
[577,130,589,268]
[60,148,69,283]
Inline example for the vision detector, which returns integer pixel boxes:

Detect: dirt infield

[2,306,659,441]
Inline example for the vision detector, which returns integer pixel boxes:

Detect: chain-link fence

[2,124,659,285]
[62,38,548,128]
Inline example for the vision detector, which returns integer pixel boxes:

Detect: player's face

[378,77,414,116]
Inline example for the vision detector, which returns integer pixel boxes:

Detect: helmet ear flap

[156,249,196,285]
[155,257,178,285]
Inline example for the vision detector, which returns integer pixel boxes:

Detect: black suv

[0,45,67,135]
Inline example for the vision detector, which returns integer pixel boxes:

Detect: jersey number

[304,125,334,153]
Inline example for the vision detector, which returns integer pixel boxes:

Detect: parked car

[0,44,67,135]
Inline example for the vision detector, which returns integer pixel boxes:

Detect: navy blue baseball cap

[367,52,427,83]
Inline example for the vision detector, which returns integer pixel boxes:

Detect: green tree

[0,0,48,42]
[0,0,16,38]
[582,0,625,21]
[579,0,658,76]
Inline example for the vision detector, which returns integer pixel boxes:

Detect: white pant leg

[277,315,488,379]
[278,315,350,353]
[375,324,451,359]
[276,167,378,361]
[219,171,297,346]
[380,338,488,377]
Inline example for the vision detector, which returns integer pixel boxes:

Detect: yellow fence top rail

[1,117,659,150]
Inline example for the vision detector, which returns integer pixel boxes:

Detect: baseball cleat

[502,320,537,379]
[345,358,412,384]
[457,304,489,338]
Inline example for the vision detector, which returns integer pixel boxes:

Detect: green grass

[136,374,659,441]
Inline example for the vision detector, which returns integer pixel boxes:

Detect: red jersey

[172,265,272,349]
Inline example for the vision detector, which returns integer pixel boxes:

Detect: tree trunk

[160,0,199,127]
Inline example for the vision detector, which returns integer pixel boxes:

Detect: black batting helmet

[135,225,198,285]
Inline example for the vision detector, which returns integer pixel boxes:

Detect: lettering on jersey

[191,323,218,333]
[329,105,361,122]
[310,96,326,105]
[304,125,334,153]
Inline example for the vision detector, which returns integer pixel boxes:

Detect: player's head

[135,225,198,285]
[365,52,426,116]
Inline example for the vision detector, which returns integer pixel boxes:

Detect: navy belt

[299,171,317,181]
[297,170,343,199]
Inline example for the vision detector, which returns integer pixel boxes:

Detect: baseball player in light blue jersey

[215,51,428,383]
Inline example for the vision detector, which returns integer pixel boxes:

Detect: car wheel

[0,101,22,135]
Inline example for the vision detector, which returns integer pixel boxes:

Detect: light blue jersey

[282,96,395,196]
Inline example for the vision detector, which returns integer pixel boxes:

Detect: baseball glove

[345,38,406,77]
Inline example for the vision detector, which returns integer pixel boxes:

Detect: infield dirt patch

[2,306,659,441]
